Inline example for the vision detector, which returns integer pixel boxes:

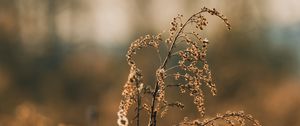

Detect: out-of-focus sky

[1,0,300,126]
[14,0,300,43]
[14,0,300,67]
[52,0,300,45]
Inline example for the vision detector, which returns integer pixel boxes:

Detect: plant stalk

[148,10,205,126]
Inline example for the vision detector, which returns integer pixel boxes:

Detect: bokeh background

[1,0,300,126]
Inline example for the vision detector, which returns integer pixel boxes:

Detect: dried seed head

[155,68,167,109]
[174,72,181,80]
[179,111,261,126]
[143,104,151,113]
[117,115,128,126]
[126,34,162,67]
[160,106,168,118]
[117,65,143,125]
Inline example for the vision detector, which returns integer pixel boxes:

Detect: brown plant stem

[136,86,141,126]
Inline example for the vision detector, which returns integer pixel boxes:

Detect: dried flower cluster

[179,111,261,126]
[118,7,261,126]
[118,66,143,126]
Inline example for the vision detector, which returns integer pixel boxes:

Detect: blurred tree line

[0,0,299,126]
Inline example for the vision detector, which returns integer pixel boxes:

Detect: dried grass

[118,7,261,126]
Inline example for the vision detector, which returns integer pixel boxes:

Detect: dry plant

[117,7,261,126]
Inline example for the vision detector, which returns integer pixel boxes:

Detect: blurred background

[0,0,300,125]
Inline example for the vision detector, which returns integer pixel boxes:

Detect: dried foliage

[179,111,261,126]
[118,7,261,126]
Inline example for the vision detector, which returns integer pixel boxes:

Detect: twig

[136,83,141,126]
[165,65,180,72]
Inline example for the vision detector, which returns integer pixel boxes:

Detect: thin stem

[175,39,188,46]
[171,51,180,56]
[166,84,181,87]
[136,84,141,126]
[156,50,162,66]
[165,65,180,72]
